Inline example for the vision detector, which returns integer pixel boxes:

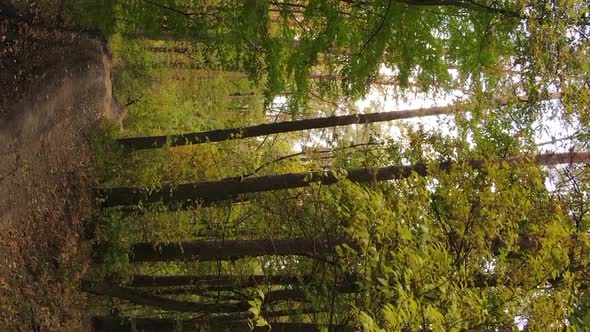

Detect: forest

[1,0,590,331]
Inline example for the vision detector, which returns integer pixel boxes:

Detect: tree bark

[130,273,309,288]
[127,31,216,43]
[127,231,552,263]
[148,46,191,54]
[83,281,323,318]
[131,269,586,293]
[310,73,418,87]
[116,104,458,149]
[115,91,561,150]
[99,151,589,208]
[81,280,248,313]
[91,317,331,332]
[129,237,336,262]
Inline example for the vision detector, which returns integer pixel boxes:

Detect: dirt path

[0,4,113,330]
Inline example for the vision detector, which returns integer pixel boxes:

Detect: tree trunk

[148,46,191,54]
[227,91,256,99]
[129,237,336,262]
[127,231,551,263]
[115,194,251,216]
[92,316,185,332]
[131,270,585,293]
[115,91,561,150]
[91,317,331,332]
[99,151,589,208]
[130,273,309,288]
[116,104,458,150]
[310,73,418,87]
[127,31,216,43]
[163,61,207,70]
[81,280,248,313]
[83,281,322,318]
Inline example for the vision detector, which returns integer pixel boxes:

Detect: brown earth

[0,2,114,330]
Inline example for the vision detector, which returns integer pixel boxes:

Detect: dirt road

[0,4,112,329]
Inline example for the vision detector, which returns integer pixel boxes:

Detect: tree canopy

[78,0,590,331]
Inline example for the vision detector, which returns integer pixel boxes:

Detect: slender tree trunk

[127,31,216,42]
[116,92,561,150]
[83,281,322,317]
[227,92,256,99]
[99,151,589,208]
[116,104,458,150]
[161,61,207,70]
[310,73,417,87]
[152,283,358,300]
[261,285,359,303]
[131,271,585,293]
[92,316,186,332]
[127,231,551,263]
[91,317,341,332]
[129,237,336,262]
[115,191,251,215]
[81,280,248,313]
[130,274,309,288]
[148,46,191,54]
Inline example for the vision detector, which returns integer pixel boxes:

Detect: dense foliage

[76,0,590,331]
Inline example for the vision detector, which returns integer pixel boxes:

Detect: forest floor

[0,2,115,330]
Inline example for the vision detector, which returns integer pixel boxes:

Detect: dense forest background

[4,0,590,331]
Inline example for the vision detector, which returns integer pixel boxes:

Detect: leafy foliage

[83,1,590,330]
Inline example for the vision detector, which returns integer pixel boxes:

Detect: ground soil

[0,2,113,330]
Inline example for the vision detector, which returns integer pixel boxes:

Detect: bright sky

[352,66,577,154]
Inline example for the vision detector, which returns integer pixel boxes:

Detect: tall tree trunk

[83,280,321,317]
[116,104,458,150]
[91,317,344,332]
[148,46,191,54]
[227,92,256,99]
[161,61,207,70]
[127,31,216,42]
[92,316,185,332]
[99,151,589,208]
[310,73,417,87]
[152,283,358,300]
[116,194,251,216]
[115,92,561,150]
[82,281,332,315]
[81,280,248,313]
[126,232,549,263]
[131,270,585,293]
[129,238,336,262]
[130,273,309,288]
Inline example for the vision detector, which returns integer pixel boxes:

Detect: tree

[91,317,346,332]
[112,0,589,116]
[100,151,589,207]
[116,104,458,149]
[82,280,249,314]
[129,273,309,288]
[116,92,562,150]
[86,1,590,330]
[311,133,590,329]
[129,237,335,262]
